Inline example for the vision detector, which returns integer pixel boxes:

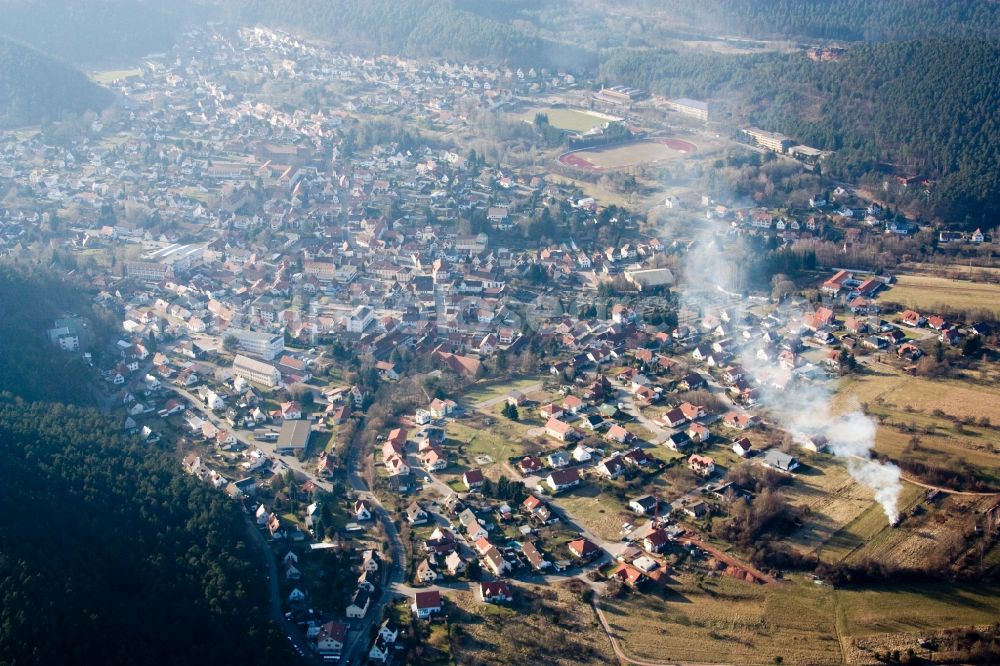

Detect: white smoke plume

[674,216,902,524]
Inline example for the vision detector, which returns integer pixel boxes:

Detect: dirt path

[832,590,851,665]
[591,592,731,666]
[682,538,781,585]
[898,474,1000,497]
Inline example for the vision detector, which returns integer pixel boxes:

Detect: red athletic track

[558,137,698,171]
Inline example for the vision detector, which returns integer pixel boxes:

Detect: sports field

[559,138,698,171]
[92,68,142,84]
[520,107,620,133]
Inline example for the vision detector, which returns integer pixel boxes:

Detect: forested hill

[0,0,208,65]
[600,40,1000,227]
[616,0,1000,42]
[0,397,296,665]
[0,266,296,664]
[0,37,113,127]
[222,0,597,70]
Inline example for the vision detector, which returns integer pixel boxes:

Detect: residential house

[643,528,671,554]
[355,499,373,521]
[545,417,574,442]
[407,502,429,525]
[481,546,511,577]
[595,454,627,480]
[478,580,513,604]
[688,454,715,477]
[463,469,485,490]
[629,495,659,515]
[521,540,549,571]
[724,412,760,430]
[568,537,600,560]
[605,424,632,444]
[415,558,440,585]
[547,450,570,469]
[315,621,347,658]
[411,590,442,619]
[545,468,581,493]
[346,588,371,619]
[732,437,753,457]
[762,449,799,472]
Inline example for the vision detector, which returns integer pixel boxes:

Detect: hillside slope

[0,37,113,127]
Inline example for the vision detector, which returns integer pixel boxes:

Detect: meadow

[880,274,1000,317]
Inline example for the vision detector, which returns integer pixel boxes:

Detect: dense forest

[0,0,208,65]
[0,37,113,127]
[222,0,597,70]
[0,266,295,664]
[617,0,1000,42]
[601,40,1000,227]
[0,397,295,665]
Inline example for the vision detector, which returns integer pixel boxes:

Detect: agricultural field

[519,106,620,133]
[836,582,1000,638]
[879,274,1000,317]
[814,482,924,564]
[602,573,1000,665]
[780,459,881,556]
[836,372,1000,482]
[600,574,843,665]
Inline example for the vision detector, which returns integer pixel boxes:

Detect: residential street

[244,515,320,663]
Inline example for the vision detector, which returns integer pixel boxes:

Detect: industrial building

[595,85,649,105]
[276,419,312,455]
[624,268,674,291]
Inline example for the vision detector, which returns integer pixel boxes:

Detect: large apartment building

[742,127,796,153]
[225,328,285,360]
[232,354,282,388]
[126,261,173,282]
[346,306,374,334]
[667,98,711,122]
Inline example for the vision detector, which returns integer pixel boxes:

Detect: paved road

[171,386,333,492]
[341,428,408,664]
[243,515,318,663]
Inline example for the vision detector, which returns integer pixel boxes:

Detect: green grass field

[520,107,619,133]
[92,68,142,84]
[556,485,629,542]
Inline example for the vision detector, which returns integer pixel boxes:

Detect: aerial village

[10,23,999,666]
